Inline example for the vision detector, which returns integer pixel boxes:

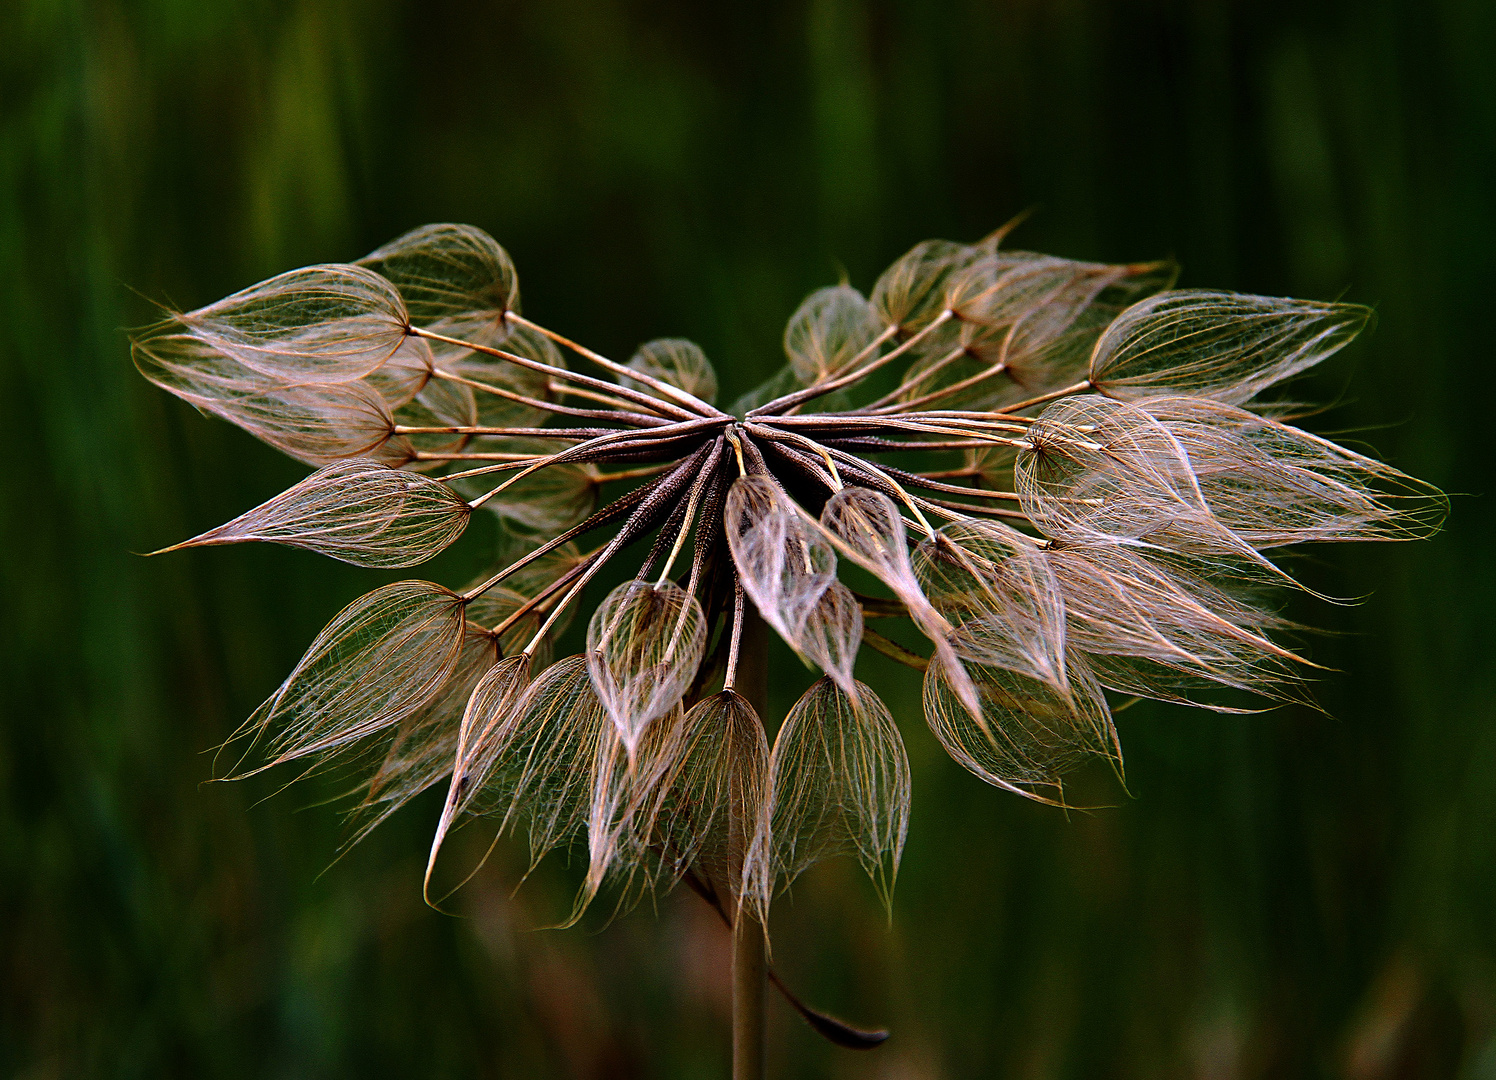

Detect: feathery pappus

[133,221,1446,945]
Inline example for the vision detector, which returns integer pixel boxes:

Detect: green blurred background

[3,0,1493,1076]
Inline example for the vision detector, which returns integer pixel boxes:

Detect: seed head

[135,222,1446,927]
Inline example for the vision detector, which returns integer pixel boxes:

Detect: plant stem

[733,908,768,1079]
[733,611,769,1080]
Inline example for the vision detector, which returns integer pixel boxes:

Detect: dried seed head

[139,219,1442,929]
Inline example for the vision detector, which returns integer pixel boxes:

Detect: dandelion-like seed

[134,221,1445,1061]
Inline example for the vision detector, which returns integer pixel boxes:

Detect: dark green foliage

[1,0,1490,1076]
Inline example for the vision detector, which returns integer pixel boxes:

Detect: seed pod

[624,338,719,405]
[179,264,410,383]
[784,286,884,385]
[240,581,468,770]
[763,677,909,903]
[922,650,1117,803]
[586,580,708,752]
[725,474,836,642]
[133,330,399,465]
[358,222,519,342]
[1089,289,1372,404]
[160,461,470,568]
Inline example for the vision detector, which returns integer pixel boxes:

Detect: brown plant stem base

[734,910,768,1080]
[734,611,769,1079]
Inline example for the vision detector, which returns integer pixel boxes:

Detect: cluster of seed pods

[136,222,1444,936]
